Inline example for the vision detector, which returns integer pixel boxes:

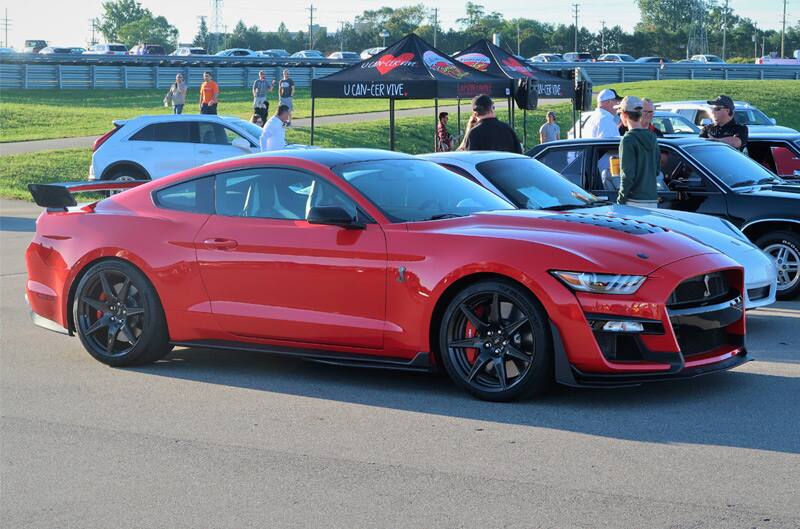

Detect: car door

[657,147,728,216]
[128,122,196,178]
[194,166,388,350]
[195,122,256,165]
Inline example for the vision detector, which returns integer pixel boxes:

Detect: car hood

[734,184,800,206]
[411,209,722,276]
[748,125,799,134]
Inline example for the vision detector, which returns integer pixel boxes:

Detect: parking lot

[1,198,799,528]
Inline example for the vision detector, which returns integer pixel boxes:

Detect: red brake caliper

[464,305,486,364]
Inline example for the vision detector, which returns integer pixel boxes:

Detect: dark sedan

[529,137,800,299]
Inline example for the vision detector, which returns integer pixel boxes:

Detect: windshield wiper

[422,213,466,220]
[730,179,756,188]
[756,177,782,185]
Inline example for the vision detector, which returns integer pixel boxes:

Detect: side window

[594,146,619,191]
[440,163,480,183]
[130,125,155,142]
[662,151,708,191]
[537,147,586,186]
[215,168,356,220]
[676,109,695,122]
[152,122,192,143]
[695,110,712,126]
[771,144,800,177]
[223,126,250,146]
[154,176,213,213]
[197,122,228,145]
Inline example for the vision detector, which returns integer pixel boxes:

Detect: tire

[438,279,552,402]
[105,166,148,182]
[756,231,800,300]
[73,260,171,367]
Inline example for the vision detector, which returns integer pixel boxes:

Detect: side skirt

[170,339,432,373]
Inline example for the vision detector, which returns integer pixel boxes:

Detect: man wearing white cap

[581,88,621,139]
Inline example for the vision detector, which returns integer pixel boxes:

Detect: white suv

[89,115,265,182]
[84,43,128,55]
[654,100,797,133]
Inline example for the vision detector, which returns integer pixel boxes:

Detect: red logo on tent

[374,53,416,75]
[501,57,534,78]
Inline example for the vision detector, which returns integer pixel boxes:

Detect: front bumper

[742,249,778,309]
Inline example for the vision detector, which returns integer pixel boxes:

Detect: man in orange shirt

[199,71,220,115]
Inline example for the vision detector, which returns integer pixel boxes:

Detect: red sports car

[26,149,748,401]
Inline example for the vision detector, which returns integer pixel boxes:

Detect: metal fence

[1,57,798,90]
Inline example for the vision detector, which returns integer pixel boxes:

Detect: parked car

[562,52,594,62]
[529,53,563,63]
[757,50,800,65]
[597,53,636,62]
[214,48,257,57]
[70,47,87,55]
[529,137,800,298]
[654,100,797,133]
[690,54,725,63]
[129,44,166,56]
[38,47,75,55]
[170,47,207,56]
[0,47,15,55]
[650,111,701,136]
[360,47,385,59]
[635,56,671,63]
[27,148,749,400]
[88,115,265,183]
[421,151,776,309]
[676,59,701,63]
[746,131,800,181]
[84,43,129,55]
[328,51,360,60]
[290,50,324,58]
[259,48,290,58]
[23,39,47,53]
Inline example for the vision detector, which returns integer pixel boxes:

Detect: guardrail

[1,55,798,90]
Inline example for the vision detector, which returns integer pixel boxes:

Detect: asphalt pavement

[1,198,798,528]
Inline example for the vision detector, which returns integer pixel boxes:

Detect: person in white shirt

[581,88,622,139]
[260,105,290,151]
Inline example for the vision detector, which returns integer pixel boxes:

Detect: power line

[572,4,579,52]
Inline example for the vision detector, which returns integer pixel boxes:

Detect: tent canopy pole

[434,98,439,151]
[389,98,396,151]
[310,97,315,146]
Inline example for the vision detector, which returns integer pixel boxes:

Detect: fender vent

[547,213,667,235]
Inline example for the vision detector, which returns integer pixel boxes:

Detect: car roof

[748,131,800,140]
[419,151,527,165]
[656,100,755,108]
[539,137,710,148]
[231,148,417,168]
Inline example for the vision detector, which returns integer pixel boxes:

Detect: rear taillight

[93,126,120,152]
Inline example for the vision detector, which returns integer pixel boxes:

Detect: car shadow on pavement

[0,216,36,232]
[132,346,800,455]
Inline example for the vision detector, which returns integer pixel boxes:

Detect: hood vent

[547,213,667,235]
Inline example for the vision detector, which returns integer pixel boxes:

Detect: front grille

[667,272,731,309]
[671,325,728,356]
[747,286,770,301]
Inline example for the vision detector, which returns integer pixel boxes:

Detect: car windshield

[733,108,773,126]
[225,118,262,140]
[333,159,514,222]
[475,158,602,210]
[685,144,784,188]
[653,115,699,134]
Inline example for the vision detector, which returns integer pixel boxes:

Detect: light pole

[380,29,390,47]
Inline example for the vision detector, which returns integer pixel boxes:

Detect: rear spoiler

[28,180,149,210]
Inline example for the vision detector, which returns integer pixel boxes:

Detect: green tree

[635,0,697,33]
[98,0,150,42]
[117,14,179,52]
[193,17,209,50]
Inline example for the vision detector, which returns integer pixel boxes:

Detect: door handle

[198,149,212,154]
[140,147,154,151]
[203,238,238,250]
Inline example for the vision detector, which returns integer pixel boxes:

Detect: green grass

[0,148,93,200]
[0,88,458,143]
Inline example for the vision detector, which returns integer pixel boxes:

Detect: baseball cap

[472,94,493,114]
[707,95,734,110]
[614,95,644,112]
[597,88,622,103]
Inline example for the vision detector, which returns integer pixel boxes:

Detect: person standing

[700,95,748,151]
[260,105,290,151]
[619,98,663,136]
[616,96,660,208]
[436,112,454,152]
[199,71,220,115]
[164,73,187,114]
[461,95,522,153]
[278,69,295,126]
[539,111,560,143]
[252,70,275,126]
[581,88,621,138]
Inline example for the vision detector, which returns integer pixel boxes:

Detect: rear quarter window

[154,177,213,214]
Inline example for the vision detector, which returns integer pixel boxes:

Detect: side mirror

[307,206,364,229]
[793,170,800,178]
[231,137,251,151]
[700,118,713,127]
[770,118,777,125]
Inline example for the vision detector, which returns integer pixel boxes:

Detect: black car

[746,131,800,182]
[529,137,800,299]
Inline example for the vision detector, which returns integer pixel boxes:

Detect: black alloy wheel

[74,260,171,366]
[439,280,552,401]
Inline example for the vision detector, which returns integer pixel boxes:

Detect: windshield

[733,108,773,126]
[686,144,784,188]
[224,118,263,140]
[334,159,514,222]
[652,114,699,134]
[476,158,601,210]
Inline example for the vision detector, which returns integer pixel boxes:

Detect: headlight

[551,271,646,295]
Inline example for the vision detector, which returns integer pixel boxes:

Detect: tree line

[99,0,799,60]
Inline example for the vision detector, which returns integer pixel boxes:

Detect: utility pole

[433,8,438,48]
[516,21,521,55]
[572,4,579,52]
[88,18,98,46]
[337,20,345,51]
[210,0,223,53]
[307,4,316,50]
[721,0,728,61]
[1,9,11,48]
[780,0,787,57]
[753,29,758,61]
[600,20,606,54]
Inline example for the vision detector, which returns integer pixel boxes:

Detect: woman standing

[164,74,188,114]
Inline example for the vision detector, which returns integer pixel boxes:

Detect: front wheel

[73,260,171,366]
[438,280,552,401]
[757,231,800,300]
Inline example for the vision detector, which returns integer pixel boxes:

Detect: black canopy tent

[453,39,575,148]
[310,33,512,151]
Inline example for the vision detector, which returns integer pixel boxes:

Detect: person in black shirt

[700,95,748,151]
[461,94,522,153]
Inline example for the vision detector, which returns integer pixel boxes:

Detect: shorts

[279,97,293,111]
[200,103,218,115]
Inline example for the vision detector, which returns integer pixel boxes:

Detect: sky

[0,0,794,49]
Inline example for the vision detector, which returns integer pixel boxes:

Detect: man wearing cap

[581,88,621,139]
[700,95,748,151]
[617,96,660,208]
[462,95,522,154]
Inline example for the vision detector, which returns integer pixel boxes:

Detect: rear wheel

[757,231,800,300]
[438,280,552,401]
[73,260,170,366]
[105,166,147,182]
